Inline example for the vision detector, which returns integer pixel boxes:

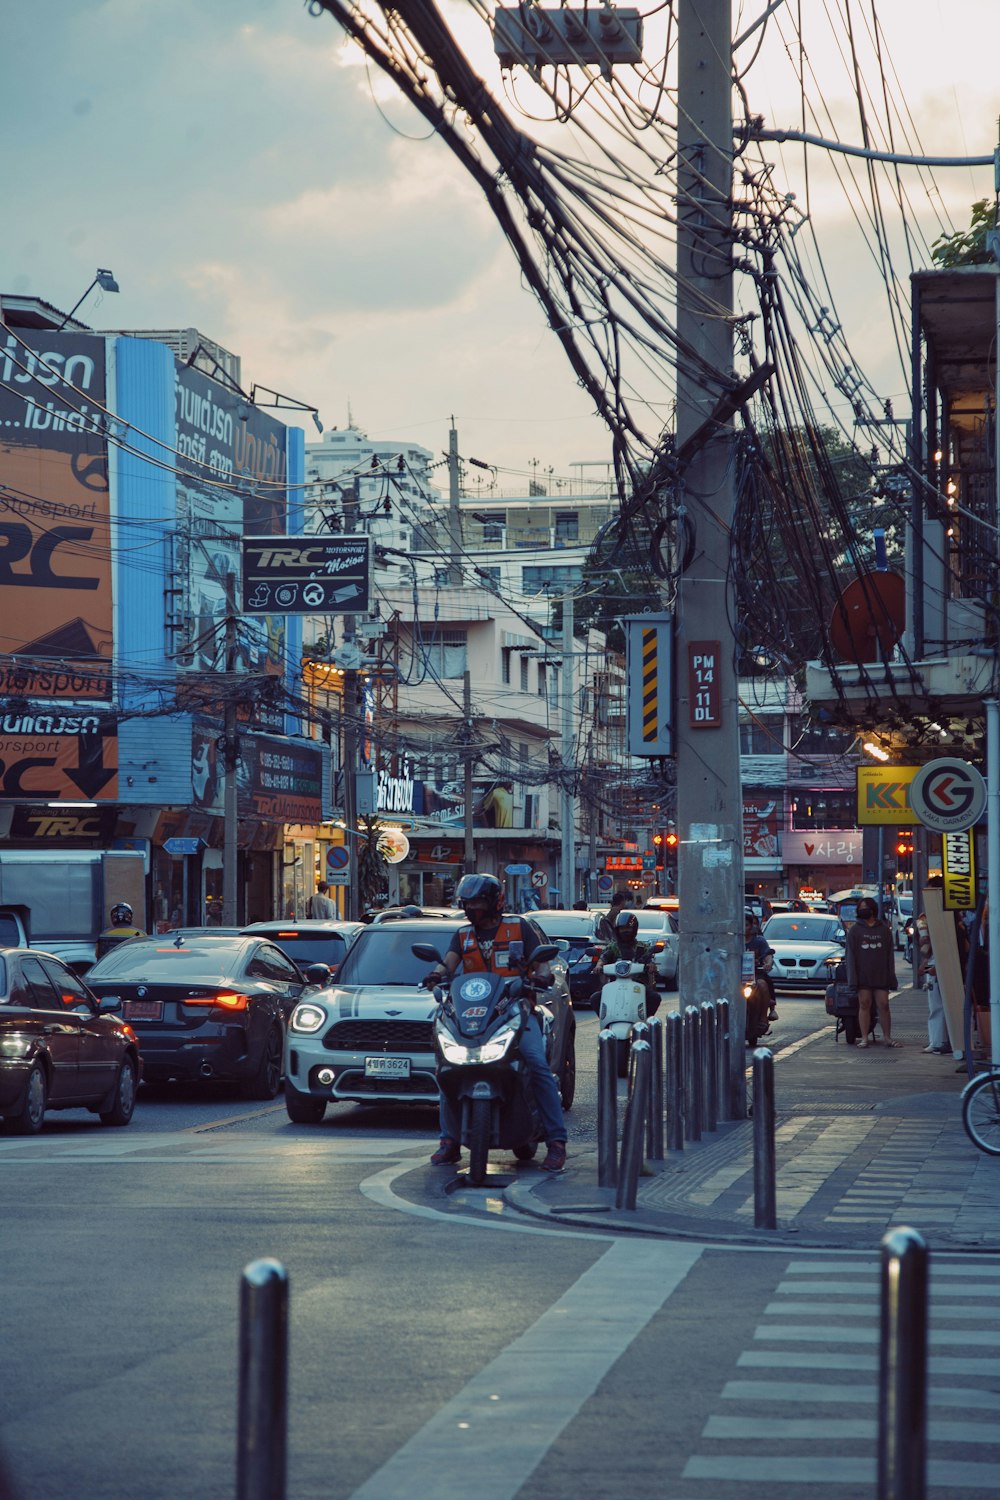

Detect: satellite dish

[829,571,905,663]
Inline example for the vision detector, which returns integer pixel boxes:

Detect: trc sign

[241,536,370,615]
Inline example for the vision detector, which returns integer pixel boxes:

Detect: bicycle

[961,1068,1000,1155]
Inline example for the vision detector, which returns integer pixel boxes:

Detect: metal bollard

[616,1038,651,1210]
[716,998,731,1120]
[646,1015,664,1159]
[665,1010,684,1152]
[237,1258,288,1500]
[752,1048,776,1229]
[878,1227,928,1500]
[700,1001,717,1132]
[597,1028,618,1188]
[683,1005,702,1143]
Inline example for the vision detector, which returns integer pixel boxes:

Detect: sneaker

[430,1137,460,1165]
[541,1141,567,1172]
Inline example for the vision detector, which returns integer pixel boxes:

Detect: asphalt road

[11,961,996,1500]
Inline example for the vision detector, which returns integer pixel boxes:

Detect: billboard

[0,708,117,801]
[189,719,322,824]
[0,331,112,701]
[855,764,920,825]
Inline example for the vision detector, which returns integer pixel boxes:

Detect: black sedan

[86,934,324,1098]
[0,947,142,1134]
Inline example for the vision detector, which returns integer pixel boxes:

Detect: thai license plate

[125,999,163,1021]
[364,1056,410,1078]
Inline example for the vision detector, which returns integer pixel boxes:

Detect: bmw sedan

[762,912,847,991]
[283,917,576,1124]
[86,934,324,1098]
[0,947,141,1134]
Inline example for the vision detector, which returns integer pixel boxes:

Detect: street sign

[163,837,203,856]
[326,870,350,887]
[641,852,655,870]
[855,764,920,825]
[910,757,986,833]
[530,870,548,888]
[597,873,614,893]
[326,845,350,873]
[241,535,370,616]
[505,863,532,875]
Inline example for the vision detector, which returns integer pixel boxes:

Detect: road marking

[347,1238,703,1500]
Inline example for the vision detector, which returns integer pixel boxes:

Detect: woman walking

[846,897,899,1049]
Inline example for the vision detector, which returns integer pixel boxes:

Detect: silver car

[762,912,847,991]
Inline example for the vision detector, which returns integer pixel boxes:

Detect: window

[39,959,92,1008]
[422,632,467,679]
[554,511,579,544]
[483,520,503,543]
[501,648,511,685]
[739,714,784,755]
[479,566,501,591]
[20,956,62,1009]
[520,655,529,692]
[522,564,582,594]
[537,663,546,697]
[791,790,857,829]
[788,716,856,757]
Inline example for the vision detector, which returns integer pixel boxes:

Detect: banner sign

[941,829,976,910]
[241,535,370,616]
[781,829,861,865]
[856,765,920,825]
[0,711,117,800]
[743,795,780,859]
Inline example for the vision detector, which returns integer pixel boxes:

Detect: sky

[2,0,996,489]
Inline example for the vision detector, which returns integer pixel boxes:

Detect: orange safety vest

[458,919,525,976]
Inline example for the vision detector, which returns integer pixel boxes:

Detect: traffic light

[653,832,664,869]
[665,832,678,850]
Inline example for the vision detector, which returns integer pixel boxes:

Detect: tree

[931,199,997,268]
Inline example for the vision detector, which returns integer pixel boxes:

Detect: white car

[633,909,679,987]
[762,912,847,991]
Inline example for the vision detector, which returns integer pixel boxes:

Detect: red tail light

[185,992,250,1010]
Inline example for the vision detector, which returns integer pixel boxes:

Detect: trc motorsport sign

[909,757,986,834]
[241,536,370,616]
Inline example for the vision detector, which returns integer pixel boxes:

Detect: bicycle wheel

[961,1072,1000,1156]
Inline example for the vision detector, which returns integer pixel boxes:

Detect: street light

[57,268,120,330]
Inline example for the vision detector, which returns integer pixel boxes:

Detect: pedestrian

[915,891,948,1055]
[845,897,899,1049]
[307,881,337,918]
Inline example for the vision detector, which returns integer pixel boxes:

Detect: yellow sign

[855,765,920,825]
[941,830,976,910]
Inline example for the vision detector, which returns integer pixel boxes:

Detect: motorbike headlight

[437,1023,519,1065]
[289,1001,328,1034]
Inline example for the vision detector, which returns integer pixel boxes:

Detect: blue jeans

[438,1010,567,1144]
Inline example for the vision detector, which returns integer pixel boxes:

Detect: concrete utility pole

[675,0,745,1113]
[447,419,462,585]
[561,591,576,905]
[342,481,360,921]
[463,668,475,874]
[222,572,240,927]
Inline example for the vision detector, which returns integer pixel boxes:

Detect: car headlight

[0,1035,32,1058]
[289,1001,329,1034]
[437,1023,519,1065]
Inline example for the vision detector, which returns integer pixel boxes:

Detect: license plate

[364,1056,410,1078]
[125,999,163,1021]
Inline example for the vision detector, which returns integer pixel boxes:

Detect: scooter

[597,957,648,1078]
[413,940,560,1186]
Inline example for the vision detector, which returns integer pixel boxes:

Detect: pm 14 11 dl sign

[241,536,370,616]
[688,641,721,728]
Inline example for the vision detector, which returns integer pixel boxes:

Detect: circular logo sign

[458,976,491,1002]
[910,757,986,833]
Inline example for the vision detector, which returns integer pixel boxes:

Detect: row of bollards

[664,1000,732,1148]
[234,1227,929,1500]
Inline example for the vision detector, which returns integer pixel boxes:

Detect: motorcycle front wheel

[468,1098,491,1185]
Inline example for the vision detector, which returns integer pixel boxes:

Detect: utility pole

[342,480,360,921]
[447,418,462,585]
[675,1,745,1113]
[222,572,240,927]
[561,591,576,905]
[463,668,475,874]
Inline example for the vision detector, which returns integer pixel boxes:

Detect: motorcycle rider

[424,872,568,1172]
[600,909,660,1017]
[744,910,773,1045]
[96,902,146,961]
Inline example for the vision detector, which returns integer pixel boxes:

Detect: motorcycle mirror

[411,943,443,962]
[532,944,559,964]
[304,962,332,986]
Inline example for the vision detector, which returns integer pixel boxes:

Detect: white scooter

[597,958,649,1078]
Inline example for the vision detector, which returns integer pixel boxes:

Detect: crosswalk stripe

[705,1415,997,1444]
[683,1456,1000,1488]
[722,1379,1000,1410]
[756,1324,1000,1346]
[764,1300,995,1320]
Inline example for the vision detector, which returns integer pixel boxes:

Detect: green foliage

[930,199,996,268]
[575,513,662,653]
[357,814,388,910]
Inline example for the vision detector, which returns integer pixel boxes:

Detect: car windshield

[88,938,248,981]
[896,896,913,916]
[253,930,352,965]
[536,914,596,941]
[634,913,668,933]
[335,923,461,986]
[765,915,844,943]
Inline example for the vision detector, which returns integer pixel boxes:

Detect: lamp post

[57,268,119,330]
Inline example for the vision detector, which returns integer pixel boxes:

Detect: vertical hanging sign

[941,829,976,910]
[624,613,673,756]
[688,641,722,728]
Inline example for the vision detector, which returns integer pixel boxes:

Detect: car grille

[339,1072,437,1096]
[323,1019,434,1051]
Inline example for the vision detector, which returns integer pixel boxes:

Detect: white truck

[0,850,146,973]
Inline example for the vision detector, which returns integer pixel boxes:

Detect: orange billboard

[0,711,117,801]
[0,331,112,701]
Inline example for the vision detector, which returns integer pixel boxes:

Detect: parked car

[891,893,913,952]
[0,947,141,1134]
[86,934,325,1098]
[534,908,605,1007]
[283,916,576,1123]
[744,895,773,924]
[633,908,679,986]
[762,912,847,990]
[241,919,363,980]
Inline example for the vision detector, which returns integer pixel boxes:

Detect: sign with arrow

[910,757,987,834]
[0,716,117,801]
[241,536,370,616]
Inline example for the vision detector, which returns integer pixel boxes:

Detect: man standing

[307,881,337,918]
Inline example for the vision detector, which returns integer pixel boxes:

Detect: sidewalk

[505,986,1000,1251]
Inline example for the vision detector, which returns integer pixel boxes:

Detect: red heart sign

[805,842,815,856]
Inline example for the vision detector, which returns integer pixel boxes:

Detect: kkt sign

[855,765,919,826]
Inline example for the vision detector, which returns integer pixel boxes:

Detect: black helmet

[110,902,133,926]
[613,909,638,944]
[455,872,504,922]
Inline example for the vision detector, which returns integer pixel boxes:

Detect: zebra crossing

[679,1256,1000,1495]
